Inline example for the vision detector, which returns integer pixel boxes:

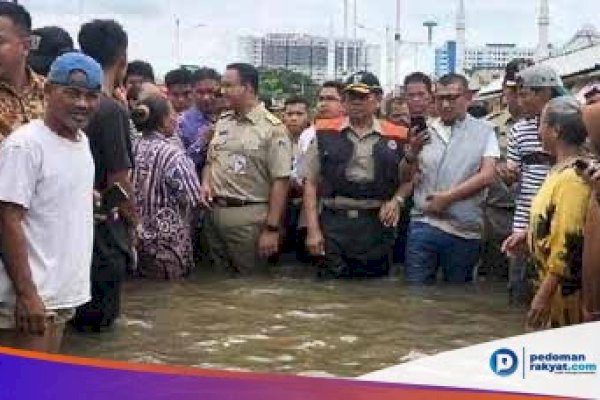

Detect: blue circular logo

[490,348,518,376]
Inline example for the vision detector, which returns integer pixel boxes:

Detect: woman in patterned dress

[131,94,202,279]
[526,97,591,330]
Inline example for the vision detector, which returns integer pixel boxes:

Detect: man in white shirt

[0,52,102,353]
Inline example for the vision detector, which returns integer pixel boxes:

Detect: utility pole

[175,17,181,66]
[353,0,358,72]
[343,0,349,78]
[394,0,402,88]
[386,26,393,92]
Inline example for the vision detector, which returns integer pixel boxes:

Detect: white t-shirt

[292,125,316,184]
[0,120,95,310]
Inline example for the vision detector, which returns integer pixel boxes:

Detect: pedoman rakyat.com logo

[490,348,519,377]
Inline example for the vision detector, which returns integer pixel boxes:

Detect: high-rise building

[238,33,381,84]
[435,41,457,77]
[435,42,535,77]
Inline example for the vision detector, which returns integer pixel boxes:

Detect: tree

[258,68,319,108]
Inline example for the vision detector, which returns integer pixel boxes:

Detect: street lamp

[423,21,438,47]
[174,17,206,66]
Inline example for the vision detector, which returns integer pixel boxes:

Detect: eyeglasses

[406,92,429,100]
[434,93,463,103]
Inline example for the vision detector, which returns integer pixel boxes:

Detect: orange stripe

[380,120,408,140]
[315,117,345,133]
[0,346,262,379]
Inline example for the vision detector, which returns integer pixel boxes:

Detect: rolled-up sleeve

[302,139,320,183]
[267,125,292,179]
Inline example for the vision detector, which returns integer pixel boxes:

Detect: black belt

[323,206,380,219]
[213,197,267,208]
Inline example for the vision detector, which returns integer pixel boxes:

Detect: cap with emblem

[344,71,382,95]
[503,58,534,87]
[28,26,74,76]
[47,51,103,91]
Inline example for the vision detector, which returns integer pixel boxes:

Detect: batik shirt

[0,68,45,138]
[132,132,202,279]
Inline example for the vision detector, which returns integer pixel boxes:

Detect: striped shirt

[507,117,551,232]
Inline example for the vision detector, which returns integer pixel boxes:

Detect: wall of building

[434,41,535,78]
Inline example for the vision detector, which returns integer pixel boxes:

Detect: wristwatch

[396,196,406,208]
[264,223,280,232]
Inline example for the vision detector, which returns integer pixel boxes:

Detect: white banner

[360,322,600,398]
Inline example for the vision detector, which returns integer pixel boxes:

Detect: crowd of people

[0,2,599,355]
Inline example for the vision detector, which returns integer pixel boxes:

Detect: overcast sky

[18,0,600,83]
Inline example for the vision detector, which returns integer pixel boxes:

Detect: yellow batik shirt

[528,159,591,295]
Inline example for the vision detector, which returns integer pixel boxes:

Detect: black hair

[260,95,273,110]
[28,26,74,76]
[191,67,220,84]
[467,101,490,119]
[226,63,259,94]
[0,2,31,35]
[126,84,141,103]
[126,60,155,83]
[320,81,345,97]
[438,73,470,91]
[284,96,309,110]
[165,67,192,87]
[404,72,433,94]
[544,97,588,147]
[78,19,128,69]
[130,94,171,133]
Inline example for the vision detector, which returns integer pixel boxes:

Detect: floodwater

[62,268,525,378]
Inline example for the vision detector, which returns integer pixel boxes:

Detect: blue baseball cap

[47,51,103,91]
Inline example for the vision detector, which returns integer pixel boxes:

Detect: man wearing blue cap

[0,52,102,353]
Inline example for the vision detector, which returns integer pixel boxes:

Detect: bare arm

[0,202,37,298]
[399,158,419,183]
[107,169,138,226]
[446,157,496,204]
[396,180,414,198]
[303,178,320,232]
[0,202,47,335]
[266,178,289,227]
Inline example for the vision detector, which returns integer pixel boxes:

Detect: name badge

[230,154,248,174]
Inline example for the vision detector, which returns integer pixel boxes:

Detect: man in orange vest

[302,72,410,278]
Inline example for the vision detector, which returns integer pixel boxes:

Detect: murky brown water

[62,269,525,377]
